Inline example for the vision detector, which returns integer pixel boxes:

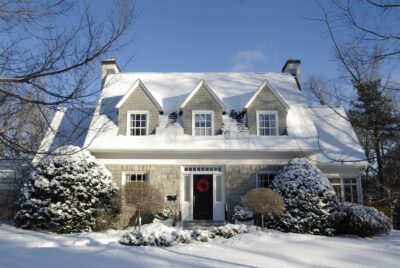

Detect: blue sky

[97,0,340,80]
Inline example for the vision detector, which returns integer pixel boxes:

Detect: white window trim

[192,110,214,136]
[256,110,279,136]
[121,171,148,186]
[327,174,362,204]
[255,171,277,188]
[126,111,149,136]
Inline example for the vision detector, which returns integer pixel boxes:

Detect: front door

[193,174,213,220]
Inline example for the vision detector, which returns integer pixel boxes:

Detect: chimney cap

[101,57,121,72]
[281,59,301,72]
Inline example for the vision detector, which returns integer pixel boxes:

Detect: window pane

[184,175,191,202]
[206,114,211,120]
[195,129,200,135]
[206,121,211,127]
[142,114,147,120]
[143,174,147,182]
[137,174,142,181]
[216,175,222,201]
[140,129,146,135]
[270,129,276,136]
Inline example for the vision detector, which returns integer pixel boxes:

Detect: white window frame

[343,178,359,203]
[126,111,149,136]
[121,171,148,186]
[327,175,362,204]
[255,171,277,188]
[192,110,214,136]
[256,110,279,136]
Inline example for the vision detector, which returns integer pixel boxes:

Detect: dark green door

[193,174,213,220]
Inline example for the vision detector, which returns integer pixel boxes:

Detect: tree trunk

[261,213,265,230]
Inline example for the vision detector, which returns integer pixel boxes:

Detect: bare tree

[0,0,136,158]
[242,188,284,230]
[124,183,164,229]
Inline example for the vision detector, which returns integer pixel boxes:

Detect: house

[38,58,368,227]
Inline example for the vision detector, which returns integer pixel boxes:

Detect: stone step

[182,220,226,229]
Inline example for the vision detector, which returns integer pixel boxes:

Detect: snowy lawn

[0,223,399,268]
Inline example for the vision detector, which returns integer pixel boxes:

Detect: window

[184,175,191,202]
[328,177,359,203]
[256,173,276,188]
[344,178,358,203]
[257,111,278,136]
[193,111,213,136]
[329,178,342,202]
[216,175,222,201]
[125,173,148,183]
[127,111,148,136]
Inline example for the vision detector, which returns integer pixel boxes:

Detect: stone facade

[105,164,181,228]
[106,163,283,228]
[246,84,288,135]
[117,85,160,135]
[182,85,223,135]
[225,164,282,219]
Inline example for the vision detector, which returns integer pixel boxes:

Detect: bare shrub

[124,183,164,229]
[242,188,284,230]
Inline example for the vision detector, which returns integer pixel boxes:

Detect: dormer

[180,80,225,136]
[115,79,163,136]
[243,80,289,136]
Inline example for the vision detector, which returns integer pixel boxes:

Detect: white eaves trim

[244,79,290,111]
[180,80,226,111]
[115,79,163,112]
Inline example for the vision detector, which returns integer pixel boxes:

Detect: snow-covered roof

[309,106,368,167]
[34,106,95,162]
[83,72,320,152]
[100,72,305,114]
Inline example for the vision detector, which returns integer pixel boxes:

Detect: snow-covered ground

[0,223,399,268]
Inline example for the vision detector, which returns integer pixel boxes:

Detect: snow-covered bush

[232,205,254,222]
[192,229,215,242]
[120,222,249,247]
[267,158,338,236]
[154,204,174,221]
[15,146,118,233]
[332,203,391,237]
[120,225,192,247]
[210,224,249,238]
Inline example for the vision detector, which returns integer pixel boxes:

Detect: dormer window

[257,111,278,136]
[127,111,148,136]
[193,111,213,136]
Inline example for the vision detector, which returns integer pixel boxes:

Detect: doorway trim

[181,166,225,221]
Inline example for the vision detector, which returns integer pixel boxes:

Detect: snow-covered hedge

[267,158,338,236]
[120,222,249,247]
[332,203,391,237]
[232,205,254,222]
[15,146,118,233]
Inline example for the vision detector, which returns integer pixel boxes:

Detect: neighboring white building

[38,58,368,227]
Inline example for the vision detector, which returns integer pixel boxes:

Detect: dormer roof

[244,79,290,111]
[115,79,163,112]
[179,80,226,112]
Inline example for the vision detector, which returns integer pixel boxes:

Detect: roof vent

[282,59,301,90]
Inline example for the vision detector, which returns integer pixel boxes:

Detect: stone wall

[106,163,284,228]
[105,164,181,229]
[225,164,282,220]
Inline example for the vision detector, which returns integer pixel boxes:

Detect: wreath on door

[196,179,210,193]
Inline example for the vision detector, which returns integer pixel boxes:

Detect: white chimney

[282,59,301,90]
[101,57,120,82]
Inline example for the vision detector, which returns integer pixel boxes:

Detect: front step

[183,220,226,229]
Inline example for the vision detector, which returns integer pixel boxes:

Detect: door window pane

[216,175,222,201]
[184,175,191,202]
